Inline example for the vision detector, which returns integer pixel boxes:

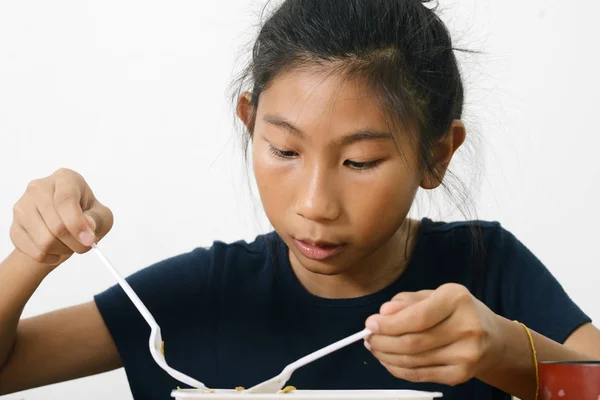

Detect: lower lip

[293,239,344,261]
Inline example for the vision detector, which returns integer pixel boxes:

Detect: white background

[1,0,599,399]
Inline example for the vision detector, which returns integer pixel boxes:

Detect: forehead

[256,68,391,135]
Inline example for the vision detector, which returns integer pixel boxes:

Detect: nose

[294,164,341,222]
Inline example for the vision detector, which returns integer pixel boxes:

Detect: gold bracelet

[512,321,539,400]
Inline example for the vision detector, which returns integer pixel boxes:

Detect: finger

[36,200,85,254]
[373,349,438,369]
[368,293,455,336]
[371,291,433,332]
[368,322,457,355]
[53,179,96,249]
[10,222,61,265]
[32,206,74,255]
[381,362,472,387]
[372,336,482,374]
[84,200,114,240]
[391,290,433,302]
[381,291,432,315]
[370,339,466,368]
[15,198,73,256]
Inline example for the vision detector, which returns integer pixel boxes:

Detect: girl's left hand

[364,283,504,386]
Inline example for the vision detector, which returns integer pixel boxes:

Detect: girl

[0,1,598,399]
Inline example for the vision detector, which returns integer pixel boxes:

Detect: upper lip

[295,238,343,247]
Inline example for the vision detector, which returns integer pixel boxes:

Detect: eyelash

[343,160,381,171]
[268,144,298,159]
[268,144,381,172]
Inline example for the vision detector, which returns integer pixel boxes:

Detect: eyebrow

[263,114,394,146]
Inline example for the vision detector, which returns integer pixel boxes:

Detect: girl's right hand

[10,168,114,267]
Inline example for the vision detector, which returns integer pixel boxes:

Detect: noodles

[281,386,297,393]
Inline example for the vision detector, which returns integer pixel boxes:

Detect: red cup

[539,361,600,399]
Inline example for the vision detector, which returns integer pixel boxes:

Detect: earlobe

[420,120,466,190]
[236,91,255,130]
[420,167,446,190]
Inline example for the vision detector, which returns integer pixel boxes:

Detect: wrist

[9,248,59,279]
[478,312,511,377]
[476,315,538,400]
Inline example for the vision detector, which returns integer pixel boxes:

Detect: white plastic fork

[91,243,209,391]
[247,328,373,394]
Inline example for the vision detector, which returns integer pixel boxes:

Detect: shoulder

[420,218,591,342]
[419,218,516,256]
[420,218,502,240]
[96,231,280,307]
[204,231,277,263]
[146,231,279,280]
[416,218,539,295]
[421,218,502,234]
[420,217,543,271]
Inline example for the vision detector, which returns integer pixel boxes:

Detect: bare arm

[476,317,600,400]
[366,286,599,400]
[0,250,51,369]
[0,169,118,394]
[564,322,600,358]
[0,250,121,395]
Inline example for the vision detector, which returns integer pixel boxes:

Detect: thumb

[84,214,96,232]
[83,201,114,241]
[380,290,433,315]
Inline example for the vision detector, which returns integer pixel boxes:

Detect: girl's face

[238,69,460,280]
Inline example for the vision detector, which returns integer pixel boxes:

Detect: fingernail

[363,340,371,351]
[79,230,95,246]
[366,320,379,334]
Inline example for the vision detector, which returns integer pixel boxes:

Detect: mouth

[292,238,345,261]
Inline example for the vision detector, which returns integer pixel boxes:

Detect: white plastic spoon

[91,243,209,391]
[247,328,373,394]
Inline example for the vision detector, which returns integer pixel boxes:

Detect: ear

[236,91,255,131]
[420,120,466,190]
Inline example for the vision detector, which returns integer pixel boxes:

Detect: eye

[268,144,297,159]
[344,160,381,171]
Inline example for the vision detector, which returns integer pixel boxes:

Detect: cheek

[347,166,420,240]
[252,144,291,222]
[253,146,274,202]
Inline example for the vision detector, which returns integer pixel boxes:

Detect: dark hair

[230,0,485,286]
[233,0,465,178]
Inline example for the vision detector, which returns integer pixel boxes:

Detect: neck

[289,218,420,299]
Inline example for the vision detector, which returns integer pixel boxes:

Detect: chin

[290,250,353,276]
[300,261,348,276]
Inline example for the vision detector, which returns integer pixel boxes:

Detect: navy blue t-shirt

[94,219,591,399]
